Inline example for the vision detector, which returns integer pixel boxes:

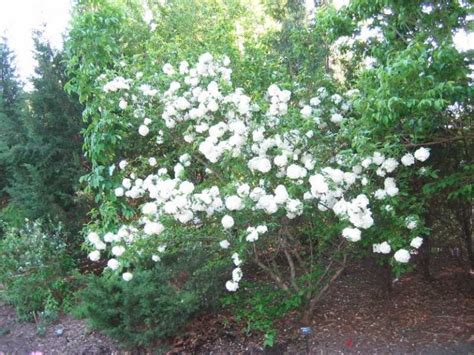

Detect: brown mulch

[0,305,118,354]
[186,256,474,354]
[0,255,473,354]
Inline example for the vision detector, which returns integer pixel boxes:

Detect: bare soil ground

[0,304,118,354]
[183,256,474,354]
[0,255,472,354]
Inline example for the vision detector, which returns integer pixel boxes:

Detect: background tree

[1,33,86,234]
[0,38,25,210]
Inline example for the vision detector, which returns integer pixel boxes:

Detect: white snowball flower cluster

[414,147,430,162]
[394,249,411,263]
[103,76,130,92]
[245,225,268,242]
[410,236,423,249]
[267,84,291,120]
[342,227,361,242]
[221,215,234,229]
[373,241,391,254]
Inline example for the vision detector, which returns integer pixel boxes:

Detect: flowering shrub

[84,52,430,306]
[63,1,474,344]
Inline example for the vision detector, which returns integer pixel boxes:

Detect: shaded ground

[183,257,474,354]
[0,304,118,354]
[0,255,473,354]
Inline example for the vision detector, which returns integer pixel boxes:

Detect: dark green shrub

[74,249,227,348]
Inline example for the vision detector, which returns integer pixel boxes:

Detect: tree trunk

[459,202,473,273]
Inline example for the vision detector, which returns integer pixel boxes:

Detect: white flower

[361,157,372,168]
[112,246,125,257]
[406,217,417,230]
[87,232,100,245]
[376,167,386,177]
[333,199,348,216]
[274,155,288,167]
[310,97,321,106]
[179,181,195,194]
[373,241,391,254]
[401,153,415,166]
[107,258,120,270]
[342,227,361,242]
[225,195,244,211]
[246,228,259,242]
[278,89,291,102]
[141,202,157,215]
[162,63,174,76]
[372,152,385,165]
[274,185,289,204]
[139,125,149,136]
[394,249,411,263]
[414,147,430,162]
[119,160,128,170]
[122,178,132,189]
[309,174,329,195]
[330,113,343,124]
[237,184,250,197]
[175,97,190,110]
[248,157,271,173]
[219,240,230,249]
[221,215,234,229]
[148,157,157,166]
[152,254,160,262]
[103,232,114,243]
[286,164,307,179]
[382,158,399,173]
[225,280,239,292]
[301,105,312,118]
[115,187,125,197]
[256,194,278,214]
[343,172,357,186]
[88,250,100,261]
[119,99,128,110]
[384,177,399,197]
[268,84,280,97]
[252,129,265,142]
[103,76,130,92]
[410,236,423,249]
[232,252,242,266]
[122,272,133,281]
[95,240,106,250]
[144,222,164,235]
[232,268,243,282]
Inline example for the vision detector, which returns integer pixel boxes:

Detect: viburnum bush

[65,1,471,342]
[84,51,431,309]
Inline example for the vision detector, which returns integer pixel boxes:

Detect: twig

[253,244,289,291]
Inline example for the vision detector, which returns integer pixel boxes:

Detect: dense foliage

[74,248,227,348]
[0,220,76,321]
[0,35,86,231]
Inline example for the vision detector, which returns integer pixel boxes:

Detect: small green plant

[0,220,77,321]
[222,280,303,346]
